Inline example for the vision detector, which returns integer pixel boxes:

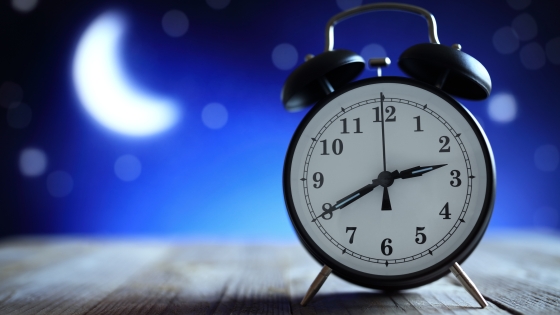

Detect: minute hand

[312,179,380,222]
[394,164,447,179]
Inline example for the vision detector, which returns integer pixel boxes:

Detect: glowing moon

[73,11,179,136]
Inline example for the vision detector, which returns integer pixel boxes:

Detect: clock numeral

[413,116,424,132]
[312,172,323,189]
[439,202,451,219]
[415,227,427,244]
[385,106,396,122]
[439,136,450,152]
[346,227,357,244]
[340,118,363,134]
[321,203,333,220]
[373,106,396,122]
[381,238,393,256]
[450,170,462,187]
[320,139,343,155]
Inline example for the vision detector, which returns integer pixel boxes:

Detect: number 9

[313,172,323,188]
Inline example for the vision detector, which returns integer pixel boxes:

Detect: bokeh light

[114,155,142,182]
[19,148,48,177]
[545,37,560,65]
[488,93,517,123]
[360,43,387,61]
[507,0,531,10]
[534,145,559,172]
[272,43,298,71]
[7,103,32,129]
[46,171,73,198]
[11,0,38,13]
[161,10,189,38]
[206,0,230,10]
[493,27,519,54]
[336,0,362,11]
[511,13,537,41]
[0,81,23,109]
[519,42,546,70]
[201,103,228,130]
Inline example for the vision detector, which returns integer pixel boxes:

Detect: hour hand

[394,164,447,179]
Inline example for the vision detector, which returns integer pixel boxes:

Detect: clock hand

[378,164,447,211]
[380,92,387,172]
[312,164,447,221]
[379,92,392,210]
[394,164,447,179]
[311,179,380,222]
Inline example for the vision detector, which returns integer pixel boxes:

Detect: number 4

[440,202,451,219]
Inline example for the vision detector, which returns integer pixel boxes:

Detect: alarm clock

[281,3,495,307]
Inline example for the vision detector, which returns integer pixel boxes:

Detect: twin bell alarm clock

[280,2,495,307]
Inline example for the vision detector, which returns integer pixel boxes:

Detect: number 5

[415,227,426,244]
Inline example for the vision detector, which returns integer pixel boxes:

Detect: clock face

[284,77,495,289]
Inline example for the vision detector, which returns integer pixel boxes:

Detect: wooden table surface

[0,231,558,314]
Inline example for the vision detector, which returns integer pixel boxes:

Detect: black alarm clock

[281,3,495,307]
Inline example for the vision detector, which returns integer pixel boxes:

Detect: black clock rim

[282,76,496,290]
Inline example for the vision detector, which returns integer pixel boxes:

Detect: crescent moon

[72,11,179,136]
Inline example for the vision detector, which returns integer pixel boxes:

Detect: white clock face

[286,79,493,278]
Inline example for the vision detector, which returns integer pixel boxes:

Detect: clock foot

[300,265,332,306]
[449,262,488,308]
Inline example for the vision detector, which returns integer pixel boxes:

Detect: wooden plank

[461,231,560,314]
[209,244,293,315]
[84,243,242,315]
[0,239,170,315]
[0,233,558,314]
[286,247,508,314]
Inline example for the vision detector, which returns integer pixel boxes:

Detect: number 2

[439,136,450,152]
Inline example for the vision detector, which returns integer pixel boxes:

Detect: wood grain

[0,231,558,314]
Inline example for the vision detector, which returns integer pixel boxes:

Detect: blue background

[1,0,559,240]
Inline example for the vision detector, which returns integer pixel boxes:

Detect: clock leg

[300,265,332,306]
[449,262,488,308]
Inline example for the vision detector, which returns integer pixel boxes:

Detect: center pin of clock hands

[311,164,447,222]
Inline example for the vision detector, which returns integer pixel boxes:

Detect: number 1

[413,116,424,132]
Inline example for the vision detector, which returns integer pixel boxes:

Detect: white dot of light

[72,11,179,137]
[202,103,228,129]
[507,0,531,10]
[0,81,23,109]
[46,171,73,198]
[19,148,48,177]
[534,144,559,172]
[533,206,559,229]
[336,0,362,11]
[493,27,519,54]
[11,0,38,13]
[7,103,32,129]
[114,154,142,181]
[360,43,386,60]
[520,42,546,70]
[545,37,560,65]
[272,43,298,70]
[161,10,189,38]
[206,0,231,10]
[488,92,517,123]
[512,13,537,41]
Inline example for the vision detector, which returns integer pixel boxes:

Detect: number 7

[346,227,357,244]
